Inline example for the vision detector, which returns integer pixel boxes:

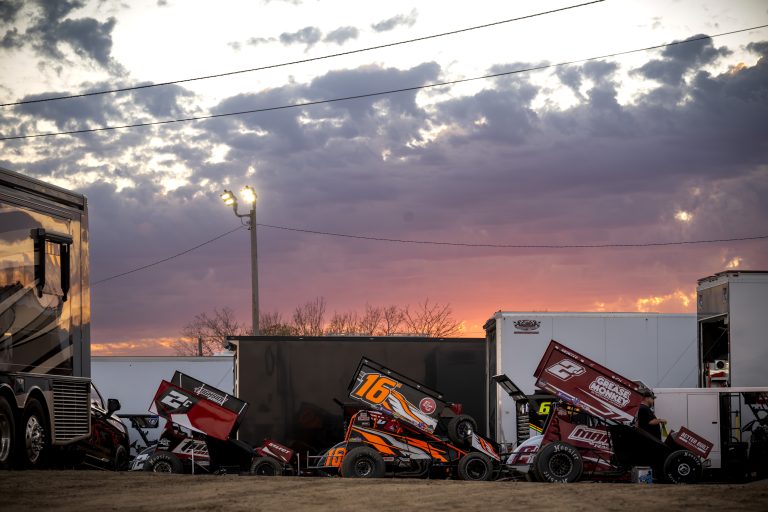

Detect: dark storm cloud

[633,34,731,86]
[279,26,322,47]
[323,26,359,45]
[371,10,417,32]
[0,0,119,70]
[0,0,23,23]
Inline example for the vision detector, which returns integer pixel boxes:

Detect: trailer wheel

[250,456,283,476]
[0,396,15,469]
[447,414,478,445]
[340,446,386,478]
[143,451,184,473]
[19,398,49,468]
[534,442,583,483]
[663,450,702,484]
[457,452,494,481]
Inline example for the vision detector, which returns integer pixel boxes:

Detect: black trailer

[225,335,487,456]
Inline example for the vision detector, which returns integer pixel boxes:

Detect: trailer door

[687,393,721,468]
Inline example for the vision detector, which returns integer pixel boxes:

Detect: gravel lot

[2,471,767,512]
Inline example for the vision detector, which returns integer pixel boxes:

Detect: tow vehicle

[134,371,293,475]
[498,340,713,483]
[310,357,500,480]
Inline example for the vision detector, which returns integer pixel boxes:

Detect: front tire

[457,452,493,481]
[340,446,386,478]
[0,396,16,469]
[663,450,702,484]
[113,445,128,471]
[250,456,282,476]
[534,442,583,483]
[20,398,49,468]
[143,451,184,473]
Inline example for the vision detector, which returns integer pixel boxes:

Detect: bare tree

[358,304,383,335]
[379,305,405,335]
[260,311,295,336]
[292,297,326,336]
[173,307,247,355]
[402,299,461,337]
[327,310,360,335]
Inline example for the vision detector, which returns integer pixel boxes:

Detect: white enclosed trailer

[697,271,768,388]
[653,387,768,478]
[484,312,697,445]
[92,355,234,454]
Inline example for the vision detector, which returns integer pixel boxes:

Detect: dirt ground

[1,472,767,512]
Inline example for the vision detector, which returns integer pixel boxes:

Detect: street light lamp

[220,186,259,335]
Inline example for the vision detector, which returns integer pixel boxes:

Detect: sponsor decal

[513,319,541,334]
[567,425,610,450]
[193,385,227,406]
[587,376,630,408]
[419,397,437,414]
[546,359,586,381]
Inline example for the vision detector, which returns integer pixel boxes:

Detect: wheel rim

[0,413,11,462]
[457,421,474,439]
[465,458,488,480]
[548,453,573,478]
[677,462,691,477]
[153,460,173,472]
[25,415,45,463]
[355,457,374,477]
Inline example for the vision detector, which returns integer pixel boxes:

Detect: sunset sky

[1,0,767,355]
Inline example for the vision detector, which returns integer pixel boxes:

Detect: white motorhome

[484,312,697,445]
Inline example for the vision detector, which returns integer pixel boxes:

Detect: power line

[91,221,767,286]
[92,225,244,285]
[259,223,768,248]
[3,24,766,142]
[0,1,605,108]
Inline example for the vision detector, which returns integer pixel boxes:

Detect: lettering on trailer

[193,385,227,406]
[546,359,586,381]
[587,376,631,408]
[567,425,610,451]
[513,319,541,334]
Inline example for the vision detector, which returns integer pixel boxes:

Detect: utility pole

[249,204,259,335]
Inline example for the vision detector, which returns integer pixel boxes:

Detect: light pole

[221,186,259,335]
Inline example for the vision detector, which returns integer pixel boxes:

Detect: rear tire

[143,451,184,473]
[447,414,478,445]
[534,442,583,483]
[340,446,386,478]
[250,456,282,476]
[0,396,15,469]
[663,450,702,484]
[457,452,493,481]
[19,398,49,468]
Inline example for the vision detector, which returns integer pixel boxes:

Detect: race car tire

[457,452,493,481]
[447,414,478,446]
[534,442,583,483]
[340,446,386,478]
[113,445,129,471]
[0,395,16,469]
[250,456,283,476]
[19,398,49,469]
[663,450,702,484]
[143,451,184,473]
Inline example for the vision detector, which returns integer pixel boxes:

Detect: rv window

[31,228,72,301]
